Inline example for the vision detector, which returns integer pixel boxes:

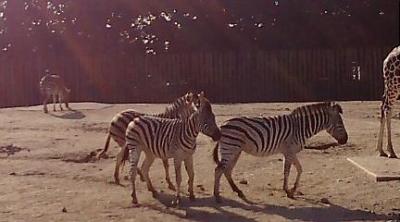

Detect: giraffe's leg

[377,109,387,157]
[283,154,294,198]
[172,159,182,207]
[386,109,398,158]
[184,156,195,200]
[128,144,141,206]
[224,152,246,200]
[141,155,157,198]
[289,154,303,196]
[162,159,175,191]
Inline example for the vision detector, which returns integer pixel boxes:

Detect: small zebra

[97,92,198,189]
[125,92,221,206]
[39,74,71,113]
[213,102,348,203]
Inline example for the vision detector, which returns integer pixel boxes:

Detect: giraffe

[377,46,400,158]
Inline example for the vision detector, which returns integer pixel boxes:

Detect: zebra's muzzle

[211,129,222,141]
[338,134,348,145]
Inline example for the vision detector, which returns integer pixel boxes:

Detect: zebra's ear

[185,92,193,103]
[333,104,343,114]
[198,91,205,98]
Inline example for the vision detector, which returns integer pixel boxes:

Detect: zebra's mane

[290,102,335,115]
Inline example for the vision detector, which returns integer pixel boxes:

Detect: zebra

[39,74,71,113]
[125,92,221,206]
[96,92,198,189]
[212,102,348,203]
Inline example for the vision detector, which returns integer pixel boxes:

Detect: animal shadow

[147,193,396,222]
[49,109,85,119]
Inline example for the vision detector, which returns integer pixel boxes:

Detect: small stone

[269,193,274,196]
[62,207,67,213]
[98,168,103,171]
[278,158,283,162]
[336,179,343,183]
[9,172,16,176]
[321,198,330,204]
[239,179,248,185]
[197,184,205,191]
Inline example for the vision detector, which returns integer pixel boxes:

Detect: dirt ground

[1,101,400,222]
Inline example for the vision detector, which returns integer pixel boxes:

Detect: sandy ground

[1,101,400,222]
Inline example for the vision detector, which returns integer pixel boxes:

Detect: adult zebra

[125,92,221,206]
[213,102,348,203]
[97,92,198,188]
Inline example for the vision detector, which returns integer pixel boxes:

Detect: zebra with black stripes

[213,102,348,203]
[125,92,221,206]
[97,92,198,188]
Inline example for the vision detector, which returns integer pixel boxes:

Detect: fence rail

[0,47,393,108]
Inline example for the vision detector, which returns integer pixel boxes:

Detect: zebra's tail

[213,142,220,165]
[96,133,111,160]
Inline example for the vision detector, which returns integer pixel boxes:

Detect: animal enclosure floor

[347,156,400,181]
[1,101,400,221]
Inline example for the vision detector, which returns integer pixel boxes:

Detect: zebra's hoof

[379,152,388,157]
[151,191,158,198]
[168,184,176,191]
[189,194,196,201]
[389,153,398,158]
[171,197,180,207]
[215,195,222,203]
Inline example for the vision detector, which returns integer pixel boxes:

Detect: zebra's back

[39,74,66,96]
[126,116,182,159]
[108,109,145,145]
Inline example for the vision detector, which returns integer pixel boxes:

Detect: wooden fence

[0,46,393,108]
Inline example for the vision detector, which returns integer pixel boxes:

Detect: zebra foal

[39,74,71,113]
[125,92,221,206]
[213,102,348,203]
[97,92,198,189]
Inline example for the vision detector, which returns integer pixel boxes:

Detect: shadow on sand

[140,192,396,222]
[48,109,85,119]
[304,142,338,150]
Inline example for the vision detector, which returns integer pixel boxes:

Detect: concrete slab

[12,102,113,111]
[347,156,400,182]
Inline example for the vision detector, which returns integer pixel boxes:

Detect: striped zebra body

[126,92,221,206]
[39,74,71,113]
[97,92,197,189]
[213,102,348,203]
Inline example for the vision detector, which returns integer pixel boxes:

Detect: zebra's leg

[141,155,158,198]
[59,94,64,111]
[214,161,224,203]
[43,96,49,113]
[386,109,398,158]
[224,152,246,200]
[283,154,294,198]
[52,94,57,111]
[163,159,176,191]
[289,155,303,196]
[114,148,125,185]
[184,156,195,200]
[214,148,242,203]
[172,159,183,207]
[128,144,141,206]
